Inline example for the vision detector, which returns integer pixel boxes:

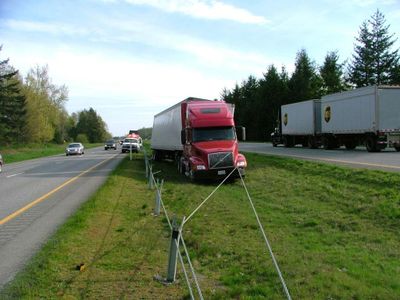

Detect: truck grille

[208,152,234,169]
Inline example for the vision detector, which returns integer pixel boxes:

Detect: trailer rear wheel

[307,137,318,149]
[344,141,357,150]
[153,150,162,161]
[366,137,380,152]
[322,137,333,150]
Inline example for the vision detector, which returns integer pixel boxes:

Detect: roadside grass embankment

[1,151,399,299]
[1,143,102,164]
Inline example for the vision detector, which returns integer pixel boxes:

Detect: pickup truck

[121,138,141,153]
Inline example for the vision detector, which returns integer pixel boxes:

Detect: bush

[76,133,89,144]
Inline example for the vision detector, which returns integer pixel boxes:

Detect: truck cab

[179,100,246,180]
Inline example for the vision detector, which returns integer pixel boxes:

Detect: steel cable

[183,168,236,225]
[180,233,204,300]
[175,238,195,300]
[238,171,292,300]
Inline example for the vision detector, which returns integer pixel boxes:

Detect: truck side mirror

[236,126,246,141]
[181,129,186,144]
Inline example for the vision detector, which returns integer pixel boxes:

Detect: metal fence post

[145,155,149,179]
[148,166,153,189]
[154,179,161,216]
[166,217,180,282]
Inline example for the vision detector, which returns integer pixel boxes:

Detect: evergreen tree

[256,65,289,140]
[348,10,400,86]
[238,76,259,141]
[320,51,347,95]
[0,47,26,145]
[289,49,322,102]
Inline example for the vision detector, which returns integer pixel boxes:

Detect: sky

[1,0,399,136]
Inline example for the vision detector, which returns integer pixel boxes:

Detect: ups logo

[283,113,288,126]
[324,106,331,122]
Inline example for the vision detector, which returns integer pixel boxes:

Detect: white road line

[6,173,24,178]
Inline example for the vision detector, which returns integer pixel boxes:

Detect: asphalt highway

[239,142,400,172]
[0,147,125,288]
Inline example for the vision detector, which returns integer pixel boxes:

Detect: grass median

[1,151,399,299]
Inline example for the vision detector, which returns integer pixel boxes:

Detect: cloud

[330,0,397,7]
[2,42,239,133]
[3,19,90,36]
[2,18,272,74]
[123,0,269,24]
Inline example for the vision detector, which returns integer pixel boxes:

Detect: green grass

[1,143,103,164]
[1,151,399,299]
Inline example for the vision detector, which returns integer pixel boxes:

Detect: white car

[66,143,85,156]
[121,138,141,153]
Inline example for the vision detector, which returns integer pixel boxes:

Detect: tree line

[222,10,400,141]
[0,49,111,146]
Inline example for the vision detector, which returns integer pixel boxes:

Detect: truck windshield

[192,127,235,142]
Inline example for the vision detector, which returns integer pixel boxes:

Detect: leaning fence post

[166,217,180,282]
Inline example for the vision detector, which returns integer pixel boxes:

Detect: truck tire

[187,163,195,181]
[177,158,185,174]
[322,137,332,150]
[344,141,357,150]
[153,150,162,161]
[394,146,400,152]
[283,136,293,148]
[322,136,339,150]
[366,136,380,152]
[308,137,318,149]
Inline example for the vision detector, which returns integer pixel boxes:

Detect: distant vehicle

[0,153,3,172]
[121,138,141,153]
[129,130,139,135]
[66,143,85,156]
[272,85,400,152]
[104,139,117,150]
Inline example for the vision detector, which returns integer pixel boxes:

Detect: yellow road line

[0,155,117,226]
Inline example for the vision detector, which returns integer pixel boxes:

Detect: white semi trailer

[320,85,400,152]
[273,85,400,152]
[280,99,321,148]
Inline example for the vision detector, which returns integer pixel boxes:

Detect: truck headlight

[237,161,246,167]
[196,165,206,170]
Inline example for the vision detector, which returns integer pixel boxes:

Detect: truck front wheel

[283,136,293,148]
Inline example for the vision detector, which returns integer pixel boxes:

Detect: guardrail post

[166,217,180,282]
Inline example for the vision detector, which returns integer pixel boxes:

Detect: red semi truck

[151,97,247,180]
